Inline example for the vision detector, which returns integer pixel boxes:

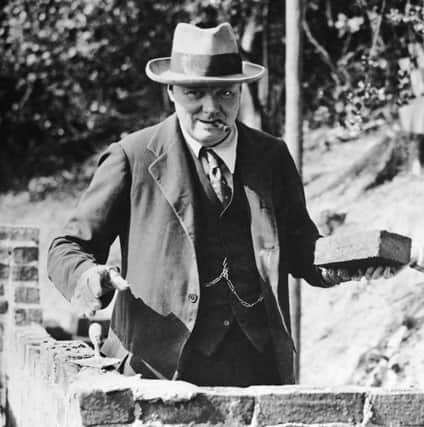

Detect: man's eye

[220,90,235,98]
[185,90,202,99]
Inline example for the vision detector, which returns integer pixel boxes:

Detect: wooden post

[285,0,304,383]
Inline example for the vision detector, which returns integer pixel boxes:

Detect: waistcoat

[186,146,271,356]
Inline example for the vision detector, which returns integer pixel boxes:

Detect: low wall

[2,226,424,427]
[8,325,424,427]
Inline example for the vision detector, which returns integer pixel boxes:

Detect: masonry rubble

[2,225,424,427]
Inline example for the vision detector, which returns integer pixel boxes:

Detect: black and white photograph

[1,1,424,425]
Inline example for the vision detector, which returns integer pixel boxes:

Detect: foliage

[303,0,424,133]
[1,0,424,189]
[0,0,188,189]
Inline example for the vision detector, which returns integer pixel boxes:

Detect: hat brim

[145,57,265,85]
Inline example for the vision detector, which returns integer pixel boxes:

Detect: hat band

[170,52,242,77]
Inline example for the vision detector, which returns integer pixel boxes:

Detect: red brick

[14,287,40,304]
[11,265,38,281]
[12,246,38,264]
[0,264,9,280]
[315,230,411,270]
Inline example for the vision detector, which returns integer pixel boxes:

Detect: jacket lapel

[147,114,197,251]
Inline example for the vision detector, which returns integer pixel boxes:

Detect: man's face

[168,83,241,146]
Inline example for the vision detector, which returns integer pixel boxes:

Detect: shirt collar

[179,121,238,174]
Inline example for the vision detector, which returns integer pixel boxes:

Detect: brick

[0,301,8,314]
[15,308,27,325]
[138,392,255,425]
[368,390,424,425]
[315,230,411,270]
[11,265,38,281]
[12,246,38,264]
[15,287,40,304]
[28,308,42,324]
[0,246,10,263]
[0,283,5,296]
[254,388,365,425]
[273,424,354,427]
[14,308,42,325]
[0,226,39,243]
[79,389,135,425]
[0,264,9,280]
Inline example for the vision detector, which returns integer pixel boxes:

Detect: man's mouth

[197,119,227,129]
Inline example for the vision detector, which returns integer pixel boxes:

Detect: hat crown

[171,23,239,55]
[145,22,265,85]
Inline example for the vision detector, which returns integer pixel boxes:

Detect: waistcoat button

[188,293,198,303]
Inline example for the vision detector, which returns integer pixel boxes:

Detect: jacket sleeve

[277,142,327,287]
[47,142,131,302]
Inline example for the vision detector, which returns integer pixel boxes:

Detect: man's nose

[201,94,220,114]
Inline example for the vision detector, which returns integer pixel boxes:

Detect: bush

[0,0,188,190]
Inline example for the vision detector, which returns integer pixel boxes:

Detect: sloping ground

[1,126,424,388]
[301,131,424,388]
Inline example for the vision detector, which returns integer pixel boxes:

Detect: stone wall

[2,226,424,427]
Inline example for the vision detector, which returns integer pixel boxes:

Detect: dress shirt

[179,121,238,191]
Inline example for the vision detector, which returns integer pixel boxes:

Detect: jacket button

[223,320,230,327]
[188,293,198,303]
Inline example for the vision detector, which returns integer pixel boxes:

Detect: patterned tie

[201,148,232,208]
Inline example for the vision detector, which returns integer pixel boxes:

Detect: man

[48,23,392,386]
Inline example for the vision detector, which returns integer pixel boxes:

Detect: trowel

[73,322,121,369]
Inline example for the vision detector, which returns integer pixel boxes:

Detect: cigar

[214,120,230,133]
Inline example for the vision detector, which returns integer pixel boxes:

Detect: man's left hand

[320,265,401,287]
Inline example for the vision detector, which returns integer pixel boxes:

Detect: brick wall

[2,225,424,427]
[0,226,43,426]
[7,327,424,427]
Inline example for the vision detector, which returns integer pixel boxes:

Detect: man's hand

[320,265,401,287]
[71,265,130,317]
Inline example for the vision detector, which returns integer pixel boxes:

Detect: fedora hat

[145,22,265,85]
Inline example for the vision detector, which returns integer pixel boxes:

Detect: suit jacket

[47,113,326,383]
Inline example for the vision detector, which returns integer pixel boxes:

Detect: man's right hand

[71,265,129,317]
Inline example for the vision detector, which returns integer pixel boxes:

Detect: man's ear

[167,85,175,103]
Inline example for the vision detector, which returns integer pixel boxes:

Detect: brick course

[12,246,38,265]
[14,287,40,304]
[11,265,38,282]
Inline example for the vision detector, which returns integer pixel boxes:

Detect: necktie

[201,148,232,208]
